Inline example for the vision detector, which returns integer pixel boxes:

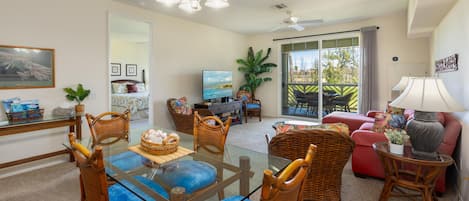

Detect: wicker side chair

[236,90,262,123]
[167,98,213,135]
[268,129,355,201]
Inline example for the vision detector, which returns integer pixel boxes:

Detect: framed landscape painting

[0,45,55,89]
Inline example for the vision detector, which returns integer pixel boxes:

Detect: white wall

[0,0,109,165]
[0,0,247,171]
[430,0,469,199]
[247,11,430,117]
[110,2,248,129]
[110,39,149,82]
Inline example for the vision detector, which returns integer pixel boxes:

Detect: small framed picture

[110,63,121,76]
[126,64,137,76]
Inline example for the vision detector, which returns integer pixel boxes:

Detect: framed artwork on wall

[111,63,121,76]
[0,45,55,89]
[126,64,137,76]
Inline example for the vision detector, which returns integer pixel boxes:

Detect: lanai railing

[286,83,359,112]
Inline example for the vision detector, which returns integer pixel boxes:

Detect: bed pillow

[112,83,127,94]
[136,83,146,92]
[127,84,138,93]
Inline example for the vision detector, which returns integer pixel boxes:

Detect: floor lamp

[389,77,464,159]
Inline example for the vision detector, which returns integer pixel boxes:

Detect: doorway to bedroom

[109,15,151,127]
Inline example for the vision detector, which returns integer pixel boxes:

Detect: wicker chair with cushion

[68,133,169,201]
[268,128,355,201]
[236,90,261,123]
[167,97,213,135]
[223,144,318,201]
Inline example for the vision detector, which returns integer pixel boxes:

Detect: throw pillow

[127,84,138,93]
[372,111,407,133]
[136,83,146,92]
[171,97,192,115]
[112,83,127,94]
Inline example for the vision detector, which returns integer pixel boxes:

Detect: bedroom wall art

[0,45,55,89]
[435,53,458,73]
[126,64,137,76]
[111,63,121,76]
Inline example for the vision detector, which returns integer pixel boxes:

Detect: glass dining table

[64,125,291,201]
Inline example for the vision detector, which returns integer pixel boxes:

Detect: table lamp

[391,76,413,99]
[389,77,464,159]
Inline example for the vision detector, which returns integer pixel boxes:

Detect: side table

[373,142,453,201]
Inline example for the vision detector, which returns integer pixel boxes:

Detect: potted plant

[64,83,90,114]
[237,47,277,99]
[384,129,408,154]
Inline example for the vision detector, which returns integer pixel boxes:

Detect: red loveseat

[322,111,462,193]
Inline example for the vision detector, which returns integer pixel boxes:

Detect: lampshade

[178,0,202,12]
[391,76,412,91]
[205,0,229,8]
[389,77,464,112]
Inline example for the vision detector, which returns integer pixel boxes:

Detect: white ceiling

[114,0,409,34]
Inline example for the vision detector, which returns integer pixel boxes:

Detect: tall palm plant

[237,47,277,98]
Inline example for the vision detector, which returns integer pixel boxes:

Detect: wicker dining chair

[193,111,232,199]
[222,144,318,201]
[268,129,354,201]
[68,133,169,201]
[85,109,130,147]
[167,98,213,135]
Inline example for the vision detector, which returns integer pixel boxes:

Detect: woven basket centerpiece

[140,129,180,155]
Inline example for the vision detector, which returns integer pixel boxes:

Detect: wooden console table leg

[240,156,251,196]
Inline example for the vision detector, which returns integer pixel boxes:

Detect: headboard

[111,79,143,84]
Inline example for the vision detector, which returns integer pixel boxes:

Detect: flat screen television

[202,70,233,101]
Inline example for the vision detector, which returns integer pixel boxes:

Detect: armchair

[167,98,213,135]
[236,90,261,123]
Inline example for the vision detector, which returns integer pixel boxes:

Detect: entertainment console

[194,100,243,125]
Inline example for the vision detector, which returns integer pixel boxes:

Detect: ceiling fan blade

[288,24,304,31]
[270,25,288,32]
[297,19,324,25]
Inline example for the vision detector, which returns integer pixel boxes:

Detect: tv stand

[194,101,242,125]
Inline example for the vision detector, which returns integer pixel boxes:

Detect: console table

[194,101,243,125]
[0,115,81,169]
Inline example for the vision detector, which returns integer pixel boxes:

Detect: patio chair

[293,90,308,114]
[332,93,353,112]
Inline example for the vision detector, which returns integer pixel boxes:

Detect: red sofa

[322,111,462,193]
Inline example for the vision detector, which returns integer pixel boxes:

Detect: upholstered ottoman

[322,112,374,133]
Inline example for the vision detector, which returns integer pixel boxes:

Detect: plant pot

[389,143,403,155]
[75,104,85,115]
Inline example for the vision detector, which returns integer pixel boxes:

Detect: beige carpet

[0,117,458,201]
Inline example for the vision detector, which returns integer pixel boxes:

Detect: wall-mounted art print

[435,54,458,73]
[0,45,55,89]
[111,63,121,76]
[126,64,137,76]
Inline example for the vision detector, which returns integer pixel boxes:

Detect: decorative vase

[389,143,403,155]
[75,104,85,115]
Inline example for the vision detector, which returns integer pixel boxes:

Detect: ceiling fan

[272,11,323,32]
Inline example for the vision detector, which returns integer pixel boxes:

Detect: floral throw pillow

[372,110,406,133]
[171,97,192,115]
[275,122,349,136]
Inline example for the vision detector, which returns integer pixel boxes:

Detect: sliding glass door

[281,36,360,119]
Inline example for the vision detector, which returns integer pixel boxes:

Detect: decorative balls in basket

[140,129,180,155]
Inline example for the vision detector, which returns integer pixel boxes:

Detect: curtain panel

[359,26,379,114]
